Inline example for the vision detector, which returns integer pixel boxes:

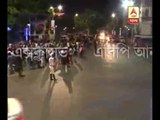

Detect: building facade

[139,0,152,35]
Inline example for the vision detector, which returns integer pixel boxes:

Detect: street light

[48,4,64,42]
[49,6,55,17]
[111,13,116,18]
[27,24,31,27]
[7,27,11,31]
[111,13,117,35]
[49,6,54,10]
[57,5,63,11]
[75,13,78,17]
[121,0,134,9]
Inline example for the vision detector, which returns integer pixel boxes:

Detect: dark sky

[53,0,120,27]
[63,0,120,14]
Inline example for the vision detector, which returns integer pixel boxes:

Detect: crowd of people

[7,33,94,80]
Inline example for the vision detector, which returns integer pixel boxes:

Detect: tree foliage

[74,14,88,31]
[74,9,106,33]
[7,6,20,26]
[8,14,16,26]
[7,0,51,27]
[106,17,120,33]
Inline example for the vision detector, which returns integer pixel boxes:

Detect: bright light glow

[49,6,54,10]
[27,24,31,27]
[8,98,23,118]
[27,24,31,36]
[56,12,64,16]
[57,5,63,11]
[99,36,105,40]
[75,13,78,17]
[106,36,110,41]
[25,28,29,41]
[28,28,31,36]
[105,43,115,62]
[100,32,105,37]
[99,32,106,40]
[7,27,11,31]
[63,27,67,30]
[122,0,134,9]
[111,13,116,18]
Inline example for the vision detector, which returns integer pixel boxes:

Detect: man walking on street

[49,53,57,82]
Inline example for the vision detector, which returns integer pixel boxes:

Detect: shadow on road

[59,64,79,94]
[40,67,49,88]
[73,59,83,71]
[40,81,55,120]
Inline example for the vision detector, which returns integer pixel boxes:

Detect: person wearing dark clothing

[94,39,98,54]
[8,52,15,74]
[14,56,25,77]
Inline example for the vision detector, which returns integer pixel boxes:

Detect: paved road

[8,47,152,120]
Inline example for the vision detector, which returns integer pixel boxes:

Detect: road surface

[8,47,152,120]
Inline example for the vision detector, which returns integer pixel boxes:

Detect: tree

[106,22,113,32]
[8,15,16,26]
[7,6,20,26]
[74,9,106,33]
[74,14,88,31]
[89,13,106,33]
[8,0,51,27]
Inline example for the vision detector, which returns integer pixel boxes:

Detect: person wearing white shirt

[48,53,57,82]
[40,50,45,68]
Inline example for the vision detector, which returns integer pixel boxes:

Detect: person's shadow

[59,64,79,94]
[73,59,83,71]
[40,67,50,88]
[40,81,55,120]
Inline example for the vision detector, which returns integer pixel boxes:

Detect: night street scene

[7,0,152,120]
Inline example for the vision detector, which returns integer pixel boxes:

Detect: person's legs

[9,64,14,74]
[52,66,57,82]
[52,74,57,82]
[18,70,21,77]
[19,65,25,77]
[70,55,73,64]
[49,66,53,81]
[40,58,44,68]
[18,69,24,77]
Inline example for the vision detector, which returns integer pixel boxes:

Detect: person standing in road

[14,55,25,77]
[94,35,98,54]
[7,51,15,74]
[48,53,57,82]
